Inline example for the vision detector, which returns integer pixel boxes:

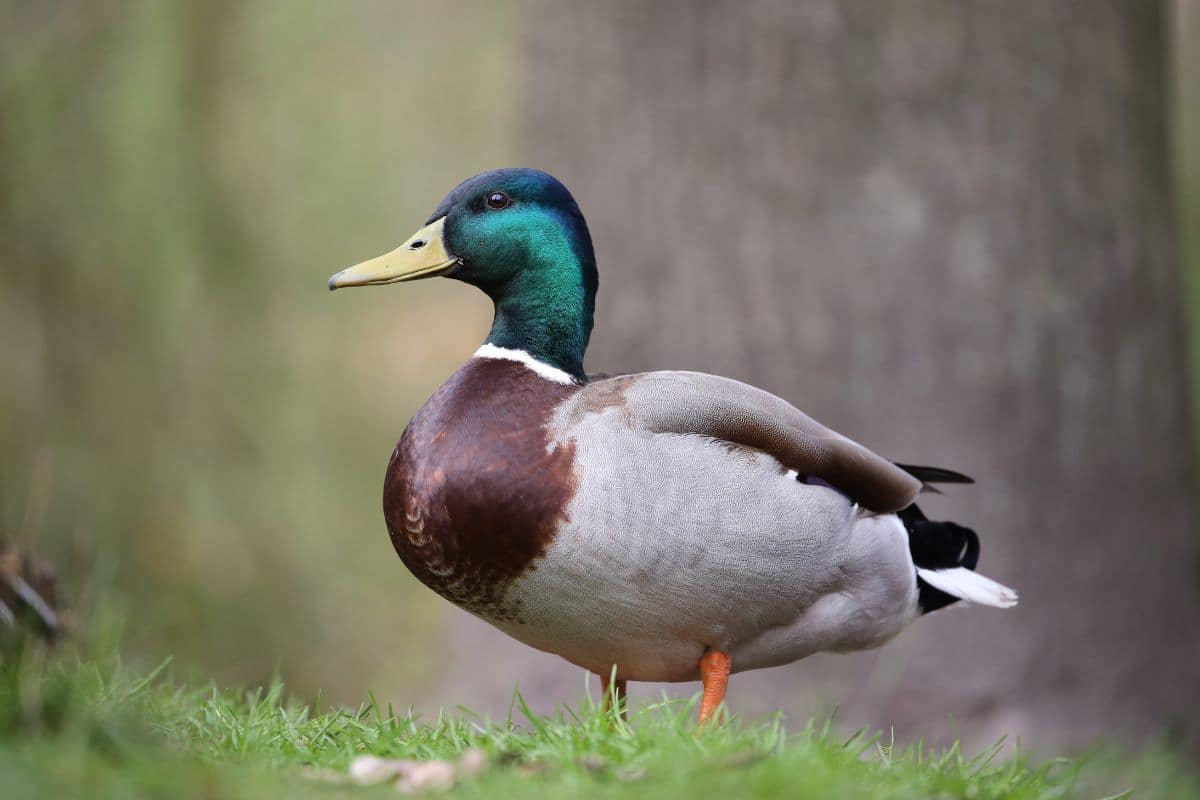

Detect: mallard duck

[328,168,1017,723]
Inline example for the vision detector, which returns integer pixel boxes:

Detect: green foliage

[0,1,514,703]
[1,653,1195,800]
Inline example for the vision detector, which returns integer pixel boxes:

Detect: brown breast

[383,358,580,621]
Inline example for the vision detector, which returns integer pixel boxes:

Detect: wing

[570,370,923,513]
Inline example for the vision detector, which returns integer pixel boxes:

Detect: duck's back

[502,381,918,680]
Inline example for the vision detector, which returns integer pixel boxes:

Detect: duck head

[329,168,598,381]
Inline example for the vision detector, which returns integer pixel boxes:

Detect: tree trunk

[507,0,1200,750]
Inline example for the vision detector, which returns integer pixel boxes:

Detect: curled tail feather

[898,504,1018,612]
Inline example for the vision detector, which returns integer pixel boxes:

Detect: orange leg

[599,671,627,720]
[698,650,732,726]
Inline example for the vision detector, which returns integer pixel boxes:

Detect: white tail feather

[916,567,1018,609]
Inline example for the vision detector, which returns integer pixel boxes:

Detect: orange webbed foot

[698,649,732,727]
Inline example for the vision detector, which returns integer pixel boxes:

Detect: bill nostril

[410,240,426,249]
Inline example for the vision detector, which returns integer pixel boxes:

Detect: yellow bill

[328,217,457,290]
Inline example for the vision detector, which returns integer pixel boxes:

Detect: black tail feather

[900,503,981,613]
[895,463,975,485]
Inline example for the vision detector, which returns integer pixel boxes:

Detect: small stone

[395,761,457,794]
[579,754,607,772]
[348,755,415,785]
[457,747,488,777]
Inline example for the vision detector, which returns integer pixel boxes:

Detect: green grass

[1,649,1196,800]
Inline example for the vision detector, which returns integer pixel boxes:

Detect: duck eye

[486,191,510,210]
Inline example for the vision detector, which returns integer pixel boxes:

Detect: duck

[328,168,1017,724]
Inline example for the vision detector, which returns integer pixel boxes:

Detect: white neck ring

[473,343,578,385]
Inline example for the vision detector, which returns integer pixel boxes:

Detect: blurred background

[2,0,1197,756]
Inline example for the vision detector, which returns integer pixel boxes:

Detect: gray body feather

[492,369,923,682]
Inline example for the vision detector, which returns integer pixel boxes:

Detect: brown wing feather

[580,371,923,513]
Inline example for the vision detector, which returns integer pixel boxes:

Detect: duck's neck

[483,254,595,383]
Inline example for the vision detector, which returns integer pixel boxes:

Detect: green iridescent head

[329,168,598,380]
